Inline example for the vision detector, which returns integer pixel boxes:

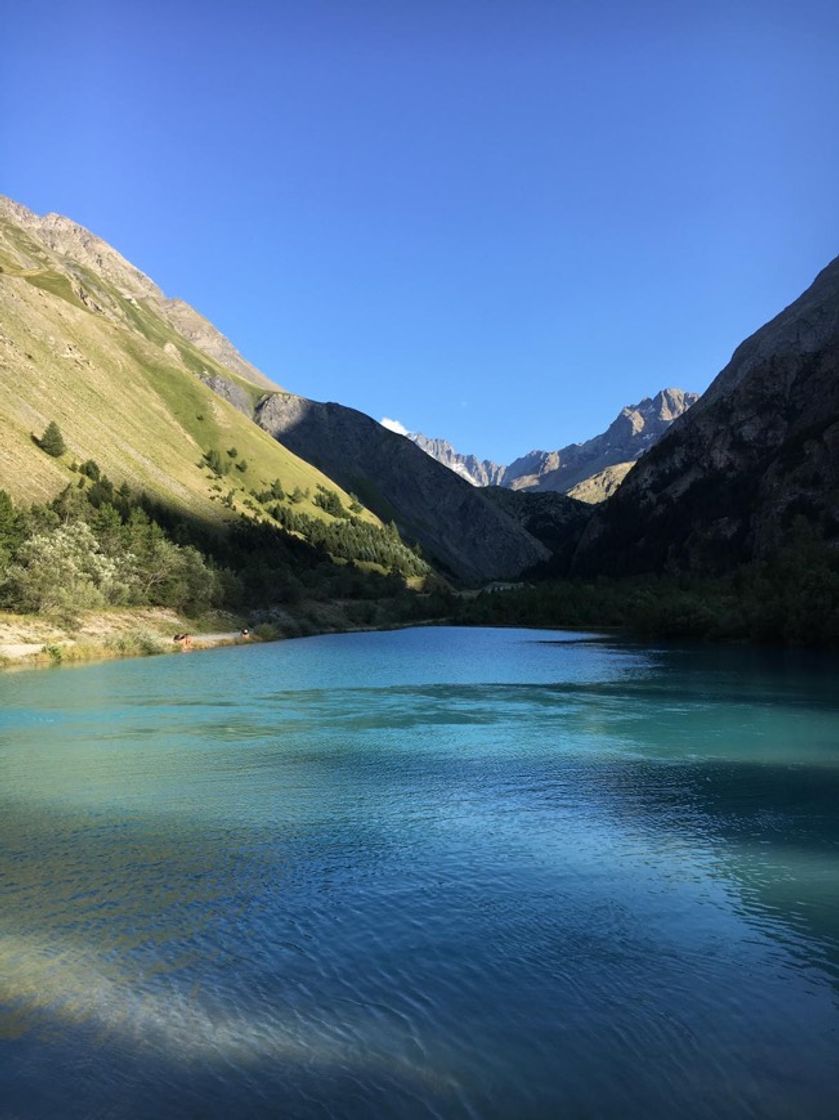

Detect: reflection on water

[1,628,838,1118]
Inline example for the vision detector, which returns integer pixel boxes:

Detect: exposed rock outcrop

[502,389,699,493]
[408,434,506,487]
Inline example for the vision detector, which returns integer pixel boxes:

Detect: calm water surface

[1,627,838,1119]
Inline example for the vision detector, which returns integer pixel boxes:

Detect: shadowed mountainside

[480,486,590,568]
[255,393,550,583]
[574,254,839,574]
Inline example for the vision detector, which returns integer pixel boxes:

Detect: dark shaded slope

[255,393,550,583]
[481,487,591,571]
[574,256,839,574]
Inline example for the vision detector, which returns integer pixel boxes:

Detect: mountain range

[0,196,548,584]
[1,192,836,595]
[406,388,699,502]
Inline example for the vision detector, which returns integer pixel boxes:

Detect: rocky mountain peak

[407,387,697,501]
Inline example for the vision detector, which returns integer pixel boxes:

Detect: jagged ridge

[406,388,698,500]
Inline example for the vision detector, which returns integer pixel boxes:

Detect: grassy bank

[0,592,448,671]
[0,607,243,669]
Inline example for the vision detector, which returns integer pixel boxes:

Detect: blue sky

[2,0,838,462]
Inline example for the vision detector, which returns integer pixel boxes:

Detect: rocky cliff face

[407,388,697,499]
[502,388,699,493]
[409,433,506,487]
[574,256,839,574]
[255,393,550,583]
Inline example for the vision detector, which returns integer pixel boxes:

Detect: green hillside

[0,209,378,535]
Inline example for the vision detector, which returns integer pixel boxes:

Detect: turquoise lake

[1,626,838,1118]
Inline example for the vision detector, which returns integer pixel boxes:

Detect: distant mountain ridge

[408,433,506,487]
[405,388,699,501]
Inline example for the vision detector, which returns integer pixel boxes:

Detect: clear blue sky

[2,0,838,462]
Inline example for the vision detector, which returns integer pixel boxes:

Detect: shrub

[37,420,66,457]
[313,487,348,518]
[80,459,101,481]
[203,448,229,477]
[253,622,281,641]
[5,522,133,614]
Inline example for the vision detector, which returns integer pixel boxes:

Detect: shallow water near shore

[1,626,838,1119]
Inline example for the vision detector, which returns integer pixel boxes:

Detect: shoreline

[0,606,619,674]
[0,605,452,673]
[0,607,250,672]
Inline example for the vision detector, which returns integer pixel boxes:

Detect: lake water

[1,626,838,1119]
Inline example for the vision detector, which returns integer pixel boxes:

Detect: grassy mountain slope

[566,462,634,503]
[0,200,380,534]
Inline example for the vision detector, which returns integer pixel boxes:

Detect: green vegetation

[451,522,839,648]
[267,502,426,577]
[37,421,66,458]
[313,486,349,518]
[203,448,230,477]
[0,454,432,624]
[0,224,382,535]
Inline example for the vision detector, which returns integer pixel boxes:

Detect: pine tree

[38,420,66,457]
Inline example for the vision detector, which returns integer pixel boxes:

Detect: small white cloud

[380,417,410,436]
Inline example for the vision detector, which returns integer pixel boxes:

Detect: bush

[253,622,281,641]
[6,522,132,613]
[313,487,348,518]
[203,448,230,477]
[80,459,101,481]
[37,420,66,457]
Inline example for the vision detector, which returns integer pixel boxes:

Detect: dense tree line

[0,460,430,620]
[450,521,839,648]
[268,501,427,577]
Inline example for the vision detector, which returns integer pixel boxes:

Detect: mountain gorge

[253,394,549,583]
